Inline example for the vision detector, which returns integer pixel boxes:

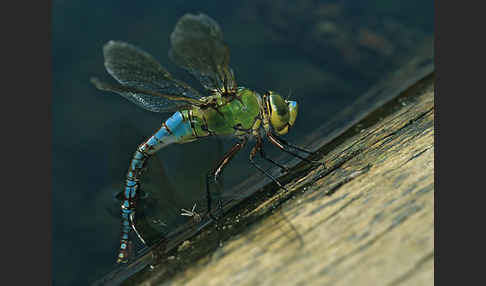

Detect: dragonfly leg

[259,151,288,173]
[205,137,247,221]
[255,135,288,173]
[266,132,325,167]
[249,137,290,192]
[271,134,315,154]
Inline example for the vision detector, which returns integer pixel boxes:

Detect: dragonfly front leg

[204,137,247,221]
[271,133,315,155]
[266,132,325,167]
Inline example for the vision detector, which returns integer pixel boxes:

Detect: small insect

[91,13,321,263]
[180,203,201,223]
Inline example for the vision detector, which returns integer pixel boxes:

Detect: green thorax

[182,88,262,139]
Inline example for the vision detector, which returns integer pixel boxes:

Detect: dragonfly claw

[181,203,202,223]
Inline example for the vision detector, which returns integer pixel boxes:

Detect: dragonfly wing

[169,13,237,94]
[100,41,204,112]
[91,77,193,113]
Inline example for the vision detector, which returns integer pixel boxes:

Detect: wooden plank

[121,74,434,285]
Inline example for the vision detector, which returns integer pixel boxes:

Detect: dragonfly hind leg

[205,172,223,221]
[202,138,247,221]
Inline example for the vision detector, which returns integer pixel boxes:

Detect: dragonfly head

[264,91,298,135]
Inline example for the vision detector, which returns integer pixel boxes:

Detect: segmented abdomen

[116,111,195,263]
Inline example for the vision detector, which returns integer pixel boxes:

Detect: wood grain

[124,74,434,286]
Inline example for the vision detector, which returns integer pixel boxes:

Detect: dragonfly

[91,13,321,264]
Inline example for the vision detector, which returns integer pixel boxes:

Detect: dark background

[52,0,433,285]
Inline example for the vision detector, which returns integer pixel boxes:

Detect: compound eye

[269,93,290,134]
[287,100,298,128]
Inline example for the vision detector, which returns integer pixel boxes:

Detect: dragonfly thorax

[186,88,262,137]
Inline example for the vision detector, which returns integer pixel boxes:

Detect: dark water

[52,1,433,285]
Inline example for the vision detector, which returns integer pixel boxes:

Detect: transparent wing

[96,41,204,113]
[91,77,195,113]
[169,13,237,95]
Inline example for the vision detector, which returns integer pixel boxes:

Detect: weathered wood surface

[122,74,434,285]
